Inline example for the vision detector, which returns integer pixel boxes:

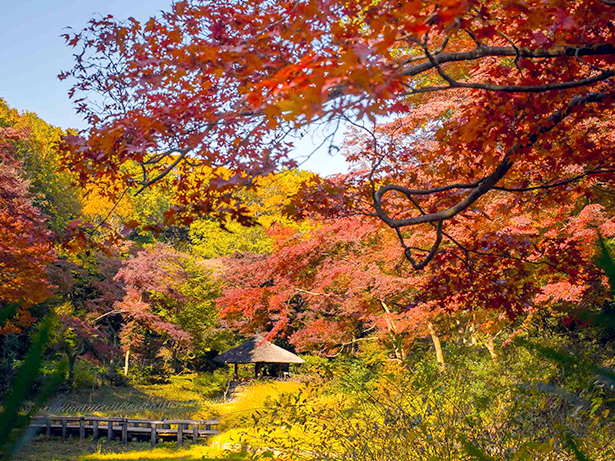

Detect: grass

[18,438,253,461]
[210,380,304,448]
[16,378,302,461]
[46,374,224,420]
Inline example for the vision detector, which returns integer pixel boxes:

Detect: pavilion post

[234,362,238,380]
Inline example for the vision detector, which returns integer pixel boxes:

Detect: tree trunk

[123,348,130,377]
[380,300,406,361]
[484,335,498,363]
[172,346,180,373]
[67,353,76,385]
[427,322,445,370]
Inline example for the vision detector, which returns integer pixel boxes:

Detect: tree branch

[494,168,615,192]
[375,91,609,229]
[135,149,189,195]
[401,44,615,77]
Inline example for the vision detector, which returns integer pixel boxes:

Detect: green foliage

[0,98,81,230]
[239,329,615,461]
[129,364,172,385]
[0,314,65,459]
[299,355,336,381]
[192,371,229,398]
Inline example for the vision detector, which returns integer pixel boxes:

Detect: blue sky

[0,0,348,176]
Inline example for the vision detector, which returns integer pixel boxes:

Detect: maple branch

[401,43,615,77]
[374,157,512,228]
[420,41,615,93]
[373,90,611,265]
[94,309,128,322]
[494,168,615,192]
[398,221,443,270]
[89,186,130,236]
[377,181,479,197]
[498,31,524,77]
[142,147,187,165]
[419,69,615,94]
[135,149,189,195]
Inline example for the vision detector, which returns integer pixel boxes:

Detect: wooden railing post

[79,417,85,441]
[193,424,198,443]
[27,416,220,446]
[150,423,157,448]
[177,423,183,447]
[121,418,128,444]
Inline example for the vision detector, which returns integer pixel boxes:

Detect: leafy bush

[193,370,228,398]
[129,364,171,385]
[97,367,128,387]
[72,361,99,389]
[240,333,615,461]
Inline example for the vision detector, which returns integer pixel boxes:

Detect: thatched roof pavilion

[215,336,304,379]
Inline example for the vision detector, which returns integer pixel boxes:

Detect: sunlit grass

[20,379,303,461]
[209,380,305,450]
[51,373,228,420]
[80,444,246,461]
[19,439,254,461]
[136,375,208,404]
[210,380,301,422]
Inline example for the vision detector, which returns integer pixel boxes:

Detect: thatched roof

[214,336,305,364]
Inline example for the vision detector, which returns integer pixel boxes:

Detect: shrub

[129,364,171,384]
[242,335,615,461]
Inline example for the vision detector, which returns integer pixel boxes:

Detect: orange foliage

[0,128,55,333]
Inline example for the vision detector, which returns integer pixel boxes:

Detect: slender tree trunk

[468,324,478,346]
[172,346,180,373]
[427,322,445,370]
[380,300,406,361]
[484,335,498,363]
[123,348,130,377]
[67,353,76,385]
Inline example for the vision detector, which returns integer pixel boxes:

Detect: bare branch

[90,186,130,235]
[134,149,189,195]
[420,41,615,93]
[404,221,444,270]
[94,310,128,322]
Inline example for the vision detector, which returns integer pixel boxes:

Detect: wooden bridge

[30,415,220,448]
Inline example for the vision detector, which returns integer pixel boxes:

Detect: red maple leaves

[0,128,55,333]
[57,0,615,352]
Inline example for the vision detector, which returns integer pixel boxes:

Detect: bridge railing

[30,415,220,447]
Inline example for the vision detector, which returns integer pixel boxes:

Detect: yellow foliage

[189,169,315,258]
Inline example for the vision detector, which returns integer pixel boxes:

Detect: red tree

[60,1,615,352]
[114,244,219,374]
[0,126,55,333]
[60,0,615,259]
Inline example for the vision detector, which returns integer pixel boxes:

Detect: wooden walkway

[30,415,220,447]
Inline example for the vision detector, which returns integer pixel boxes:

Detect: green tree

[0,98,81,231]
